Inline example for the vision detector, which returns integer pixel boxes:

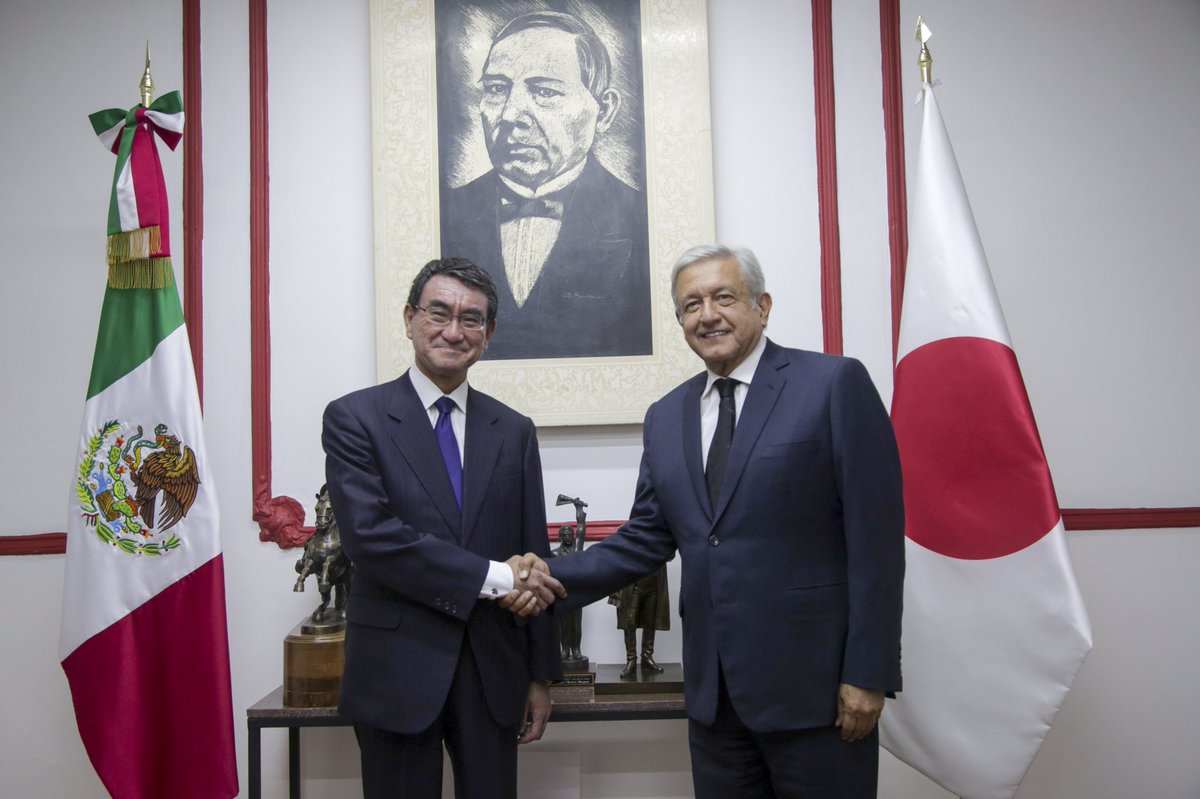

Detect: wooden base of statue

[551,663,596,702]
[283,616,345,708]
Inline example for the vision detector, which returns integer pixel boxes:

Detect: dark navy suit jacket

[441,159,652,360]
[322,373,561,734]
[551,340,905,731]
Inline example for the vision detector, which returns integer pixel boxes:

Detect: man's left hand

[519,680,551,744]
[834,683,884,742]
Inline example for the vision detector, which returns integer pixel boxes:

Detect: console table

[247,665,686,799]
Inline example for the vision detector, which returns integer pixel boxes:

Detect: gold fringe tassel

[108,257,175,289]
[106,226,163,266]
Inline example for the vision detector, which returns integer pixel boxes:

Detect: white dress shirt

[498,159,588,306]
[700,335,768,468]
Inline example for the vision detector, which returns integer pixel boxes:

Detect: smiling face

[404,275,496,393]
[674,257,772,376]
[479,26,611,188]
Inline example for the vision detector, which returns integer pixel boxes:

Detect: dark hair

[406,257,499,322]
[490,11,612,101]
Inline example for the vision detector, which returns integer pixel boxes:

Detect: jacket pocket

[347,595,405,630]
[760,439,821,459]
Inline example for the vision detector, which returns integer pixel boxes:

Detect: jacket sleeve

[552,407,679,610]
[831,358,906,693]
[520,422,563,682]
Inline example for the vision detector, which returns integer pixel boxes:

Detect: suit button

[709,534,719,546]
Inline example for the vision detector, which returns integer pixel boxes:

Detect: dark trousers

[354,642,519,799]
[689,672,879,799]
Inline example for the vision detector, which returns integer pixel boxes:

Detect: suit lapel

[385,374,462,534]
[713,341,788,523]
[681,375,710,517]
[460,390,501,549]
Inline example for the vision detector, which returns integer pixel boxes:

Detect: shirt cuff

[479,560,516,599]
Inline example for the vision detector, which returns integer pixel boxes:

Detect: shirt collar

[408,367,470,414]
[498,158,588,199]
[703,335,768,398]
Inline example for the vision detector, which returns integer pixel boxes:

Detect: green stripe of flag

[87,285,184,398]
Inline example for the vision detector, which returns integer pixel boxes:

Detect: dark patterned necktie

[705,378,738,508]
[433,396,462,509]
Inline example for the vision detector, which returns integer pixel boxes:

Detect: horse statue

[294,484,353,626]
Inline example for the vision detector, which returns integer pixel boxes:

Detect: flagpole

[140,42,154,107]
[915,16,933,85]
[912,21,963,799]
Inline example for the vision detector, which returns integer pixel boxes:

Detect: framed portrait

[369,0,714,425]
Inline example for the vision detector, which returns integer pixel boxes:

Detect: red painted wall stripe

[879,0,908,363]
[183,0,204,403]
[811,0,843,356]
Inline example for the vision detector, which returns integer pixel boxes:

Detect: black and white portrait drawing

[435,0,652,361]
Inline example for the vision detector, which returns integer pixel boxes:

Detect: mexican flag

[60,92,237,799]
[879,82,1092,798]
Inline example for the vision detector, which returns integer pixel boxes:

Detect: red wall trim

[879,0,908,362]
[547,520,622,542]
[1062,508,1200,531]
[9,508,1200,557]
[249,0,310,548]
[0,534,67,556]
[811,0,843,356]
[183,0,204,403]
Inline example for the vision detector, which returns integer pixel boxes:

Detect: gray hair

[669,244,767,309]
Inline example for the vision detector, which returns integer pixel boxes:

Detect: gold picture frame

[369,0,714,425]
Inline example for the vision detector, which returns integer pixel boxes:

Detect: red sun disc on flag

[892,337,1060,560]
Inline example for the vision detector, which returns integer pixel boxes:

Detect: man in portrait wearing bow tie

[529,245,906,797]
[322,257,564,798]
[439,10,652,360]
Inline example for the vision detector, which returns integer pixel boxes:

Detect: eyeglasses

[677,292,746,319]
[411,304,488,332]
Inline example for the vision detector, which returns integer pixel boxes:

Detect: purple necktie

[434,396,463,509]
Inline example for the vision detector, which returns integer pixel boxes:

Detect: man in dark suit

[524,245,905,797]
[440,11,652,360]
[322,257,563,798]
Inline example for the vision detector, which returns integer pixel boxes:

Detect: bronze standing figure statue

[294,484,354,628]
[609,565,670,679]
[551,495,588,668]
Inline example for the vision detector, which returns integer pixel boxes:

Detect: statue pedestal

[595,662,684,695]
[551,662,596,702]
[561,655,590,673]
[283,620,345,708]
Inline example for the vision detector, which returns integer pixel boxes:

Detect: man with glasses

[523,245,906,797]
[322,257,564,798]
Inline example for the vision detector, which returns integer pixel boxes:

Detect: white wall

[1,0,1198,797]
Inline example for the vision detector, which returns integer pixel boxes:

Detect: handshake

[502,554,566,617]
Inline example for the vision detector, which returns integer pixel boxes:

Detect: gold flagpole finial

[139,41,155,107]
[915,17,933,84]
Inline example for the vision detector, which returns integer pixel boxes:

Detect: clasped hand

[501,553,565,617]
